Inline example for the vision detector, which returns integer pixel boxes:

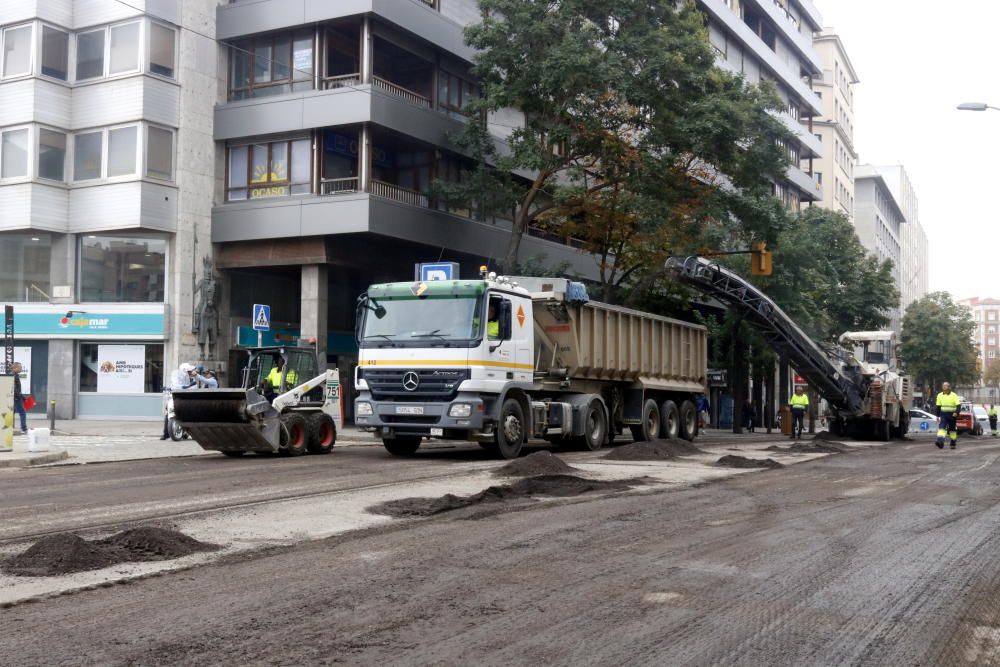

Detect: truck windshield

[361,296,483,345]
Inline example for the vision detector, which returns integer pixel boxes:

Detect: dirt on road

[603,438,706,460]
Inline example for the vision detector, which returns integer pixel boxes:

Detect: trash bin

[779,405,792,436]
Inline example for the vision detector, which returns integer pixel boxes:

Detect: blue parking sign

[416,262,459,281]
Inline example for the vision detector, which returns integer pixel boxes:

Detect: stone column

[47,340,75,419]
[301,264,329,367]
[49,233,76,304]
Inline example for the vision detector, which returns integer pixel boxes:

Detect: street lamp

[957,102,1000,112]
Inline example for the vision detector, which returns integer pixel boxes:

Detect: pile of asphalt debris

[371,474,644,518]
[495,451,580,477]
[716,455,784,469]
[604,439,706,461]
[5,527,218,577]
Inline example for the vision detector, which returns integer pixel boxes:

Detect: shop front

[5,304,167,419]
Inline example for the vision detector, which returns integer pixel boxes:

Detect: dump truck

[172,345,340,457]
[354,274,707,458]
[668,256,912,440]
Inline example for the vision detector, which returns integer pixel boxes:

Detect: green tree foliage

[449,0,793,281]
[901,292,979,389]
[982,359,1000,394]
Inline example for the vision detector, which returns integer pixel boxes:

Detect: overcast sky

[819,0,999,300]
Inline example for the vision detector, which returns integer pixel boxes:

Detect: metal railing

[371,180,429,208]
[322,73,362,90]
[372,76,431,108]
[319,177,360,195]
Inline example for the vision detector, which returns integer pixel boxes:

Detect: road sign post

[252,304,271,348]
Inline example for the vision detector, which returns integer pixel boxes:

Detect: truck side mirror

[499,300,513,340]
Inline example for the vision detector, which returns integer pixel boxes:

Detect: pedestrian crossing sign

[252,304,271,331]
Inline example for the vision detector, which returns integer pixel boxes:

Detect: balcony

[743,0,822,75]
[786,164,822,202]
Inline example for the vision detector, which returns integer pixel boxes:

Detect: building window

[73,131,104,181]
[229,29,313,100]
[148,22,176,77]
[79,342,164,394]
[227,138,312,200]
[109,22,141,75]
[990,337,997,347]
[991,351,997,360]
[79,235,167,302]
[38,129,66,181]
[146,125,174,180]
[108,125,139,177]
[41,25,69,80]
[76,29,106,80]
[990,312,997,321]
[438,71,478,118]
[0,233,51,302]
[2,24,32,78]
[1,127,29,179]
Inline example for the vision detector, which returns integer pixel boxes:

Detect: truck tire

[383,436,422,456]
[660,400,680,440]
[279,413,308,456]
[630,399,661,442]
[572,400,607,451]
[678,400,697,441]
[168,417,185,442]
[494,398,526,459]
[306,413,337,454]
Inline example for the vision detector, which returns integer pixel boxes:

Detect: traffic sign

[252,304,271,331]
[919,420,930,431]
[415,262,459,282]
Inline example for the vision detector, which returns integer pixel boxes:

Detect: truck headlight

[356,402,374,417]
[448,403,472,418]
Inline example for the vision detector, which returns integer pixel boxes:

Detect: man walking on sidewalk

[934,382,960,449]
[11,362,27,435]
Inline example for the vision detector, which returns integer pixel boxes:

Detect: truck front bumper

[354,393,490,439]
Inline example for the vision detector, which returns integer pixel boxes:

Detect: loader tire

[279,413,308,456]
[306,413,337,454]
[383,436,422,456]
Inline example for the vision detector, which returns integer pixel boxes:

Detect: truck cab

[354,277,534,455]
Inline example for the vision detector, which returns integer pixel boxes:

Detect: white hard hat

[180,363,195,372]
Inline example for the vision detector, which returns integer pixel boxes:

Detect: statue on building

[193,256,219,356]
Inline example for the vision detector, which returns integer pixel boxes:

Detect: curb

[0,449,70,468]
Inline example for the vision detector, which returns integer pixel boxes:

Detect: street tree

[900,292,979,391]
[983,361,1000,398]
[448,0,793,279]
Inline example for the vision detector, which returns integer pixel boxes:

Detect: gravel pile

[495,451,579,477]
[716,455,784,469]
[98,527,218,562]
[767,441,850,454]
[604,439,706,461]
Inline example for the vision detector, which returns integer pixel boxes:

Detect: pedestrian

[789,385,809,439]
[934,382,960,450]
[196,369,219,389]
[696,393,710,429]
[162,362,197,440]
[743,399,756,433]
[11,362,27,435]
[989,404,998,437]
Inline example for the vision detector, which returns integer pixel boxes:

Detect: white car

[908,408,938,435]
[974,406,990,435]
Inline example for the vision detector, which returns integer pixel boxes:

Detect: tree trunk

[765,360,776,434]
[779,359,790,408]
[731,326,748,434]
[752,360,764,434]
[503,173,547,272]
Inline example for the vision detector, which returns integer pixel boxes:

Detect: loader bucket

[173,389,278,453]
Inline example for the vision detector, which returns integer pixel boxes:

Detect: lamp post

[958,102,1000,112]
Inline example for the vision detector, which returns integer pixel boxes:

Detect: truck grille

[362,368,469,402]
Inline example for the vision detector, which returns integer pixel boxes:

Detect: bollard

[49,399,55,432]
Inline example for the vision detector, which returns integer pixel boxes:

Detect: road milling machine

[668,256,912,440]
[172,346,340,457]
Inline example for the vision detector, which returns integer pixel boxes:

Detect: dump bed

[527,281,707,394]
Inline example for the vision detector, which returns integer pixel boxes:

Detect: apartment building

[959,298,1000,378]
[808,30,857,221]
[701,0,825,210]
[877,165,928,315]
[0,0,216,418]
[855,164,907,332]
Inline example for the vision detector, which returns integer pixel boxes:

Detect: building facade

[701,0,825,210]
[854,165,907,332]
[877,165,928,315]
[0,0,217,418]
[960,298,1000,371]
[807,30,857,221]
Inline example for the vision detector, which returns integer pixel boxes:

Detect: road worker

[934,382,961,449]
[989,404,998,437]
[789,385,809,439]
[265,357,297,397]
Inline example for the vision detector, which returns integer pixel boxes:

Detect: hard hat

[180,363,195,372]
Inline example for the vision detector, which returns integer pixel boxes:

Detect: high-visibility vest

[936,392,961,412]
[989,407,997,418]
[790,394,809,410]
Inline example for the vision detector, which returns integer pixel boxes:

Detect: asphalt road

[5,435,1000,665]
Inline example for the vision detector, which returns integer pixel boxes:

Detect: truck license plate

[430,428,444,436]
[395,406,424,415]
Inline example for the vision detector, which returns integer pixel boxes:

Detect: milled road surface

[4,436,1000,665]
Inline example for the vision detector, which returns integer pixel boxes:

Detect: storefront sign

[249,185,289,199]
[3,308,165,338]
[0,347,31,394]
[96,344,146,394]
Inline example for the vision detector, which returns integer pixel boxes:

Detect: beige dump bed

[528,284,707,394]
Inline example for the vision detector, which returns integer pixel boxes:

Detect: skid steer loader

[172,346,340,458]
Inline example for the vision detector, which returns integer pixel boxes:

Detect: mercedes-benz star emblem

[402,371,420,391]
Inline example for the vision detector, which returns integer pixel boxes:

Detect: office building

[855,164,908,332]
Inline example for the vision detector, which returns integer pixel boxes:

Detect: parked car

[974,406,990,435]
[908,408,938,434]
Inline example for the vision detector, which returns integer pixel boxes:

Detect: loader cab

[243,347,321,401]
[840,331,897,371]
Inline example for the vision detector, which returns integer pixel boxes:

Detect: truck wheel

[678,400,697,441]
[573,400,607,451]
[279,413,308,456]
[630,399,661,442]
[384,436,422,456]
[168,418,185,442]
[494,398,526,459]
[660,400,680,440]
[306,413,337,454]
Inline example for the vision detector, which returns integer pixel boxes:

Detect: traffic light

[751,241,772,276]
